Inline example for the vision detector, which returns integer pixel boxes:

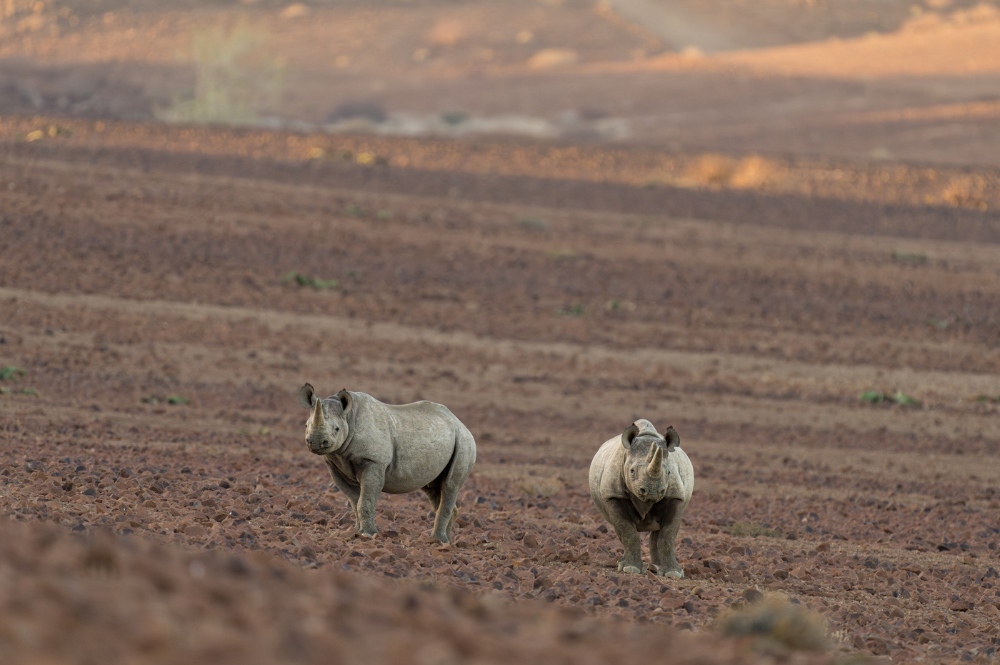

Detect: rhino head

[620,421,679,503]
[297,383,353,455]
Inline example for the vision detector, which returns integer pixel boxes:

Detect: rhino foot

[656,566,684,579]
[617,560,646,575]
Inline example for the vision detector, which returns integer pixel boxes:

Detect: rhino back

[354,395,466,493]
[589,435,627,507]
[664,447,694,502]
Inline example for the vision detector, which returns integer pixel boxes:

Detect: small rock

[185,524,207,537]
[816,542,830,552]
[522,533,539,548]
[82,487,97,496]
[743,588,764,604]
[950,600,973,612]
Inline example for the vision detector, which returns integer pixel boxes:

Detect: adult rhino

[297,384,476,543]
[589,419,694,577]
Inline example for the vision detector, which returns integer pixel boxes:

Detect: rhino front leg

[605,498,645,575]
[325,458,361,529]
[649,498,684,578]
[355,462,385,538]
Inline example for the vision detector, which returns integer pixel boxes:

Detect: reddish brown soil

[2,118,1000,663]
[3,518,834,665]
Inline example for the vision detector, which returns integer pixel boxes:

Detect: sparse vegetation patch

[555,304,585,317]
[860,389,921,407]
[0,366,27,382]
[890,250,928,265]
[283,271,339,290]
[726,521,779,538]
[516,476,564,498]
[517,216,548,231]
[717,593,829,653]
[160,19,285,125]
[141,395,190,405]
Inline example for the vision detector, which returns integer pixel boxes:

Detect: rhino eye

[630,469,636,477]
[335,427,340,432]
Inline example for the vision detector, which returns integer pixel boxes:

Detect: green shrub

[0,366,27,382]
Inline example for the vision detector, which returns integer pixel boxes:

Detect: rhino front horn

[313,397,324,424]
[647,445,663,476]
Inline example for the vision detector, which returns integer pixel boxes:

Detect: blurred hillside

[2,0,1000,164]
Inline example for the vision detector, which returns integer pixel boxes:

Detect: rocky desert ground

[2,1,1000,664]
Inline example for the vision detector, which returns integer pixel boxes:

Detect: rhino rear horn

[621,424,639,449]
[337,389,353,415]
[663,426,680,451]
[298,383,316,409]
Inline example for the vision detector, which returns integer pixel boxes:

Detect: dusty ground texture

[0,518,844,665]
[2,118,1000,662]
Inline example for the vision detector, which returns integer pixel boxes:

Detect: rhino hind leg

[430,427,476,544]
[421,486,442,512]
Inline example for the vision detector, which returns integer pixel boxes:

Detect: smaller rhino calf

[589,419,694,577]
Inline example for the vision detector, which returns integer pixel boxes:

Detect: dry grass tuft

[729,155,783,189]
[161,18,285,125]
[515,476,564,498]
[940,175,989,210]
[726,521,779,538]
[717,593,829,652]
[685,154,735,187]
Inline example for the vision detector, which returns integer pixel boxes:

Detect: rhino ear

[663,426,680,451]
[298,383,316,409]
[337,389,353,415]
[621,424,640,449]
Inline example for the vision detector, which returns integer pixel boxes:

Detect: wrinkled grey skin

[589,419,694,577]
[298,383,476,543]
